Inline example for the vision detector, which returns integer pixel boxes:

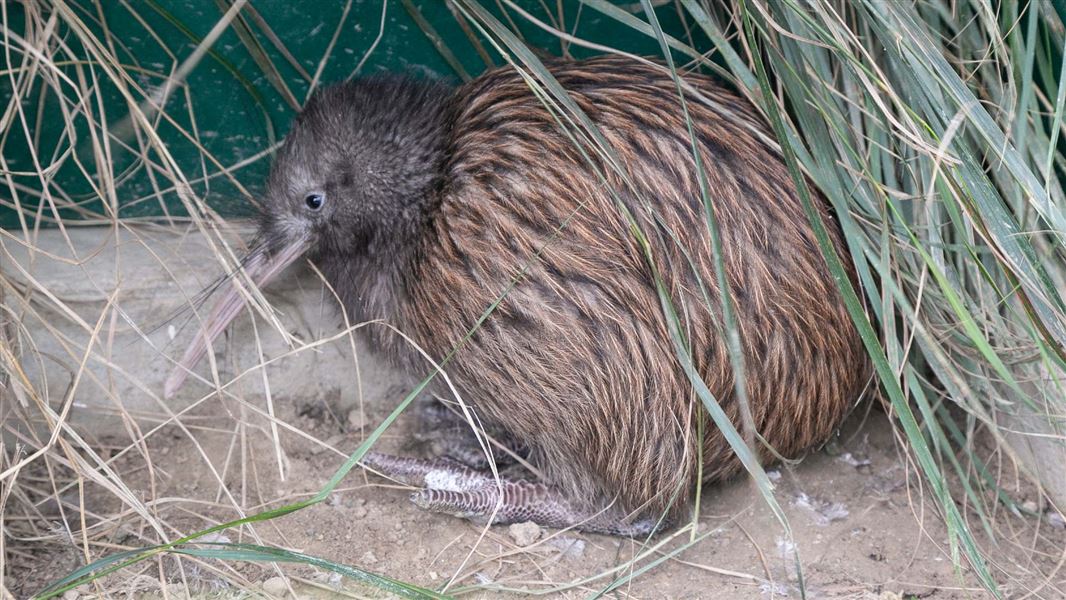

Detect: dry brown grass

[3,1,1065,598]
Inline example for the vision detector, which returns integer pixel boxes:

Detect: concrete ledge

[3,223,401,438]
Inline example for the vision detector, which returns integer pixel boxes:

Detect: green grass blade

[173,543,448,598]
[740,2,1001,594]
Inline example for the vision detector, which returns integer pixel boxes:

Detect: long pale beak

[163,237,308,399]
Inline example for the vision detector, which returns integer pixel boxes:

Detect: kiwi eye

[304,193,325,211]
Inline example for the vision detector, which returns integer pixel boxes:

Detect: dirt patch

[8,392,1065,599]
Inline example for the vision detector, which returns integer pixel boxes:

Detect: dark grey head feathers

[260,75,455,262]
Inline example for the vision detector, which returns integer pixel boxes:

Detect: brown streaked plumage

[166,55,870,536]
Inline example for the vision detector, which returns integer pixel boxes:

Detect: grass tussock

[1,1,1064,598]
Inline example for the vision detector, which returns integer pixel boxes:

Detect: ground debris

[837,452,872,469]
[793,492,849,526]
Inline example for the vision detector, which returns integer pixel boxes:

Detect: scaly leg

[361,452,662,537]
[361,452,493,490]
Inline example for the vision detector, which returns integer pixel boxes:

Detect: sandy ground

[10,389,1066,599]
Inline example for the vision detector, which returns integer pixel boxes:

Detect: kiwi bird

[166,55,869,536]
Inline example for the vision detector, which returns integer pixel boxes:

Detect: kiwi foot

[360,452,661,537]
[414,400,528,470]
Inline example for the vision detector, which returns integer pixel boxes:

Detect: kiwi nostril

[305,193,324,210]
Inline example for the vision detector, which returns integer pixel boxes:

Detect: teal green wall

[1,2,703,228]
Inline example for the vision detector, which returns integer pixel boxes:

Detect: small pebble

[429,571,439,580]
[311,571,344,588]
[547,536,586,560]
[1021,500,1039,513]
[1049,511,1066,529]
[360,550,378,565]
[353,505,368,519]
[348,408,367,430]
[261,576,289,596]
[61,591,79,600]
[508,521,542,546]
